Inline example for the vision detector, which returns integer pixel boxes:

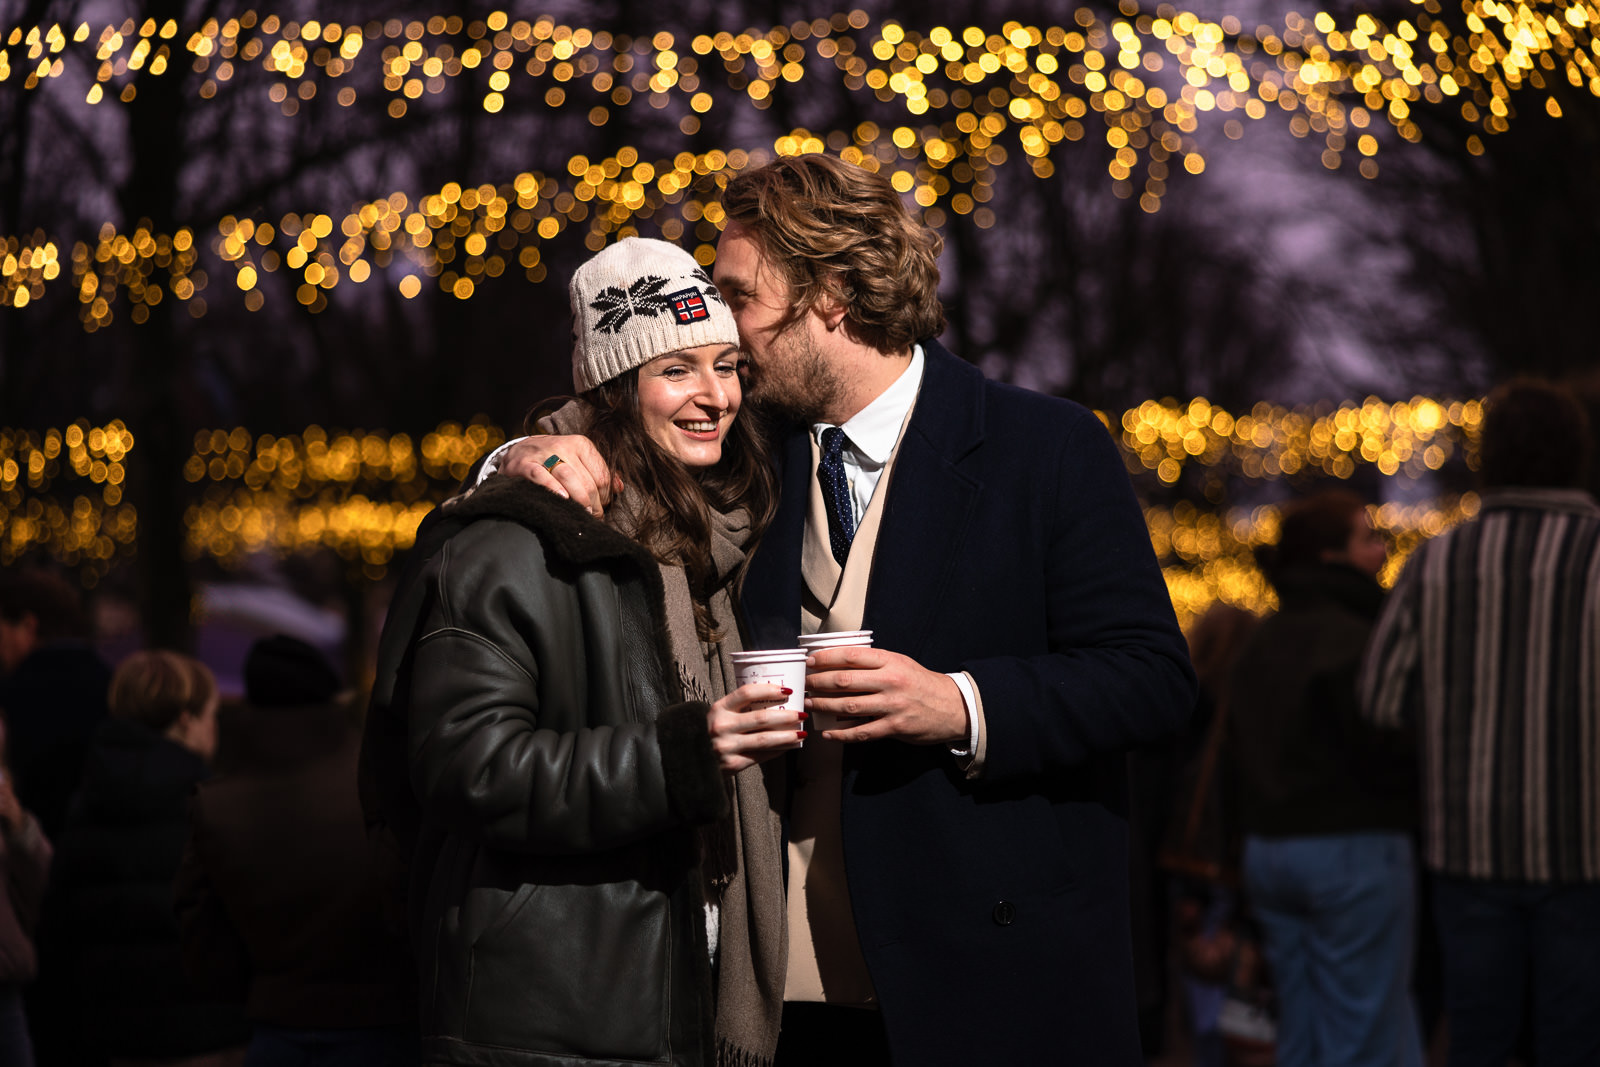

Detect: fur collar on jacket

[440,471,661,575]
[433,473,687,715]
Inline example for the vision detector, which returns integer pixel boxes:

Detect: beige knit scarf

[543,404,786,1066]
[650,501,786,1067]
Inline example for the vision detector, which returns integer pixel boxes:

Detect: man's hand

[707,683,807,773]
[804,647,968,745]
[498,436,619,518]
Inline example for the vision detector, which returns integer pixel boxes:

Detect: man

[0,568,109,840]
[493,155,1196,1063]
[1360,379,1600,1067]
[1227,491,1421,1065]
[176,635,414,1065]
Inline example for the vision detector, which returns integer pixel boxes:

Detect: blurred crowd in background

[0,568,411,1066]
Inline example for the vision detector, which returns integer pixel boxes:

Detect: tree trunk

[120,0,195,649]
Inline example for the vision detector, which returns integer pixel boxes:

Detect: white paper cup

[798,631,873,732]
[796,629,874,650]
[729,649,807,715]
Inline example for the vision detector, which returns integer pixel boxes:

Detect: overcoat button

[992,901,1015,926]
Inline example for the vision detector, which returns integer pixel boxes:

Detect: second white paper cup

[798,631,874,733]
[729,649,807,715]
[796,629,874,650]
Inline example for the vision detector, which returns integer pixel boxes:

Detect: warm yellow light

[6,6,1594,331]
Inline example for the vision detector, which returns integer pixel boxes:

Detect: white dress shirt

[811,346,982,760]
[811,345,924,529]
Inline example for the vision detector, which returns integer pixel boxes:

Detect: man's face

[1339,511,1389,579]
[713,222,841,425]
[0,614,37,676]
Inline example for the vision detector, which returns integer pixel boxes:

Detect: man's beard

[744,323,842,427]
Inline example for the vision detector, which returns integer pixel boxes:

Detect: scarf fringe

[716,1035,775,1067]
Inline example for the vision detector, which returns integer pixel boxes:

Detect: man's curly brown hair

[721,155,945,351]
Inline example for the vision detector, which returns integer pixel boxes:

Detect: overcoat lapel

[742,342,985,659]
[861,342,984,663]
[741,425,810,650]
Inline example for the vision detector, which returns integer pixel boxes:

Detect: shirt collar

[811,344,924,468]
[1478,487,1600,516]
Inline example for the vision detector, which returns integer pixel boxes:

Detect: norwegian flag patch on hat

[668,287,710,324]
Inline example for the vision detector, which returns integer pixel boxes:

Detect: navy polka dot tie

[818,426,856,566]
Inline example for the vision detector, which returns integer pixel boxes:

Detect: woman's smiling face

[636,343,742,467]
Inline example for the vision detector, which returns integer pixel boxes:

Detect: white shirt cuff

[946,671,980,757]
[476,437,523,484]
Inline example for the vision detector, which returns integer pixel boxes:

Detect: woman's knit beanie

[569,237,741,392]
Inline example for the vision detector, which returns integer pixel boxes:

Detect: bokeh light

[3,398,1484,606]
[4,3,1596,318]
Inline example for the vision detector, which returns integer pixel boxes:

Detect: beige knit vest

[783,400,916,1007]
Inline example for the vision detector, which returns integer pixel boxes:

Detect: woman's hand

[707,683,807,774]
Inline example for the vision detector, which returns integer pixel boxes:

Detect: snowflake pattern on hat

[590,268,726,333]
[590,275,670,332]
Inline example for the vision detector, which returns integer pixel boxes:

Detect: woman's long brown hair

[528,371,777,642]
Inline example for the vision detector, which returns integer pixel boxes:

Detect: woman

[173,635,415,1067]
[43,650,248,1066]
[1227,491,1422,1067]
[391,238,796,1066]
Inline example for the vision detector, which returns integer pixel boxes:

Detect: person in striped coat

[1359,378,1600,1067]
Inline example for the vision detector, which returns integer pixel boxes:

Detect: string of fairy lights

[1150,493,1483,626]
[0,398,1482,621]
[1119,395,1481,484]
[1,5,1584,619]
[3,2,1597,319]
[0,419,503,585]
